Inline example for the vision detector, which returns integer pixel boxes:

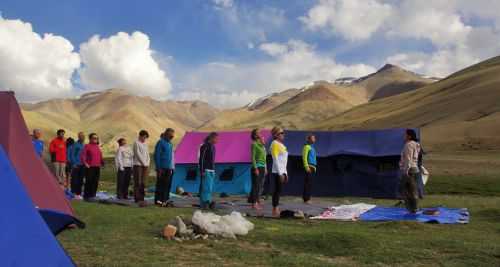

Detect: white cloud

[212,0,234,9]
[78,31,171,98]
[300,0,393,41]
[259,42,288,57]
[176,39,376,107]
[0,17,80,101]
[387,1,471,47]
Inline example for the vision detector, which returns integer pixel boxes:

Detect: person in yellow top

[270,127,288,217]
[302,133,317,204]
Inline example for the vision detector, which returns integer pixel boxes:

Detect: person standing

[199,132,218,209]
[270,127,288,217]
[32,129,44,157]
[65,137,75,189]
[71,132,85,200]
[249,128,267,210]
[302,133,317,204]
[133,130,150,205]
[115,138,133,199]
[81,133,104,200]
[399,129,421,214]
[49,129,67,186]
[154,128,176,206]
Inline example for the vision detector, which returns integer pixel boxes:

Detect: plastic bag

[191,211,254,239]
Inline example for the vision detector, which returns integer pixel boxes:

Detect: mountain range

[20,56,500,153]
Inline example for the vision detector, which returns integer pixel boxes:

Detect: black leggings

[303,168,315,202]
[272,173,284,207]
[84,167,100,199]
[116,167,132,199]
[155,168,173,203]
[71,165,85,195]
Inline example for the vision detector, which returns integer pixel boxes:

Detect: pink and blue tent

[171,130,271,195]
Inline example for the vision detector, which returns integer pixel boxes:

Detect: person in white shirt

[133,130,150,205]
[399,129,421,214]
[115,138,133,199]
[270,127,288,217]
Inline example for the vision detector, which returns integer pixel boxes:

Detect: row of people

[32,127,422,214]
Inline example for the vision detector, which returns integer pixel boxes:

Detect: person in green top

[302,133,317,204]
[249,128,267,210]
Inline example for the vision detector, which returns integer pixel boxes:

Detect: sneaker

[74,195,83,200]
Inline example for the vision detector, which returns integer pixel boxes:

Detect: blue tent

[171,163,253,195]
[266,128,419,198]
[0,145,74,266]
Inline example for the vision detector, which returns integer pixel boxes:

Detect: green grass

[58,159,500,266]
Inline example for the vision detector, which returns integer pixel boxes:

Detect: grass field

[58,152,500,266]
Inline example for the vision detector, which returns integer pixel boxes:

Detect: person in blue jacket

[32,129,44,157]
[154,128,175,206]
[70,132,86,199]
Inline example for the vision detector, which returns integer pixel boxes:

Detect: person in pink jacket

[81,133,104,200]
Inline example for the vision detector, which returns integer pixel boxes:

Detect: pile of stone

[162,216,209,242]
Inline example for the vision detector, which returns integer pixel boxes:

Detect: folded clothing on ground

[310,203,377,221]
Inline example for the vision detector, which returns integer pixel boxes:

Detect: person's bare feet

[272,207,280,218]
[304,200,312,205]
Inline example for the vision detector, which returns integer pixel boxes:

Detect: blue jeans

[200,169,215,208]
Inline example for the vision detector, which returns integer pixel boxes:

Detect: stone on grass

[162,225,177,240]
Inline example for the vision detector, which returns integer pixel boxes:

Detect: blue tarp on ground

[360,207,470,224]
[172,163,252,195]
[0,145,74,266]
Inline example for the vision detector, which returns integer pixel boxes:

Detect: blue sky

[1,0,500,107]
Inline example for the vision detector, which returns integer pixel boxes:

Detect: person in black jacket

[199,132,218,209]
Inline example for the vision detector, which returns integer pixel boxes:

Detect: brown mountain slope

[200,88,302,129]
[22,89,219,153]
[313,56,500,151]
[357,64,433,100]
[201,65,434,130]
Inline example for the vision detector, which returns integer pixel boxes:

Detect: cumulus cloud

[0,17,80,101]
[301,0,500,77]
[79,31,171,98]
[300,0,393,41]
[212,0,234,9]
[176,40,376,107]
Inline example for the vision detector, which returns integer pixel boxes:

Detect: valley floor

[58,152,500,267]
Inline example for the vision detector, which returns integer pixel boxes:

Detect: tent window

[186,168,198,181]
[219,167,234,181]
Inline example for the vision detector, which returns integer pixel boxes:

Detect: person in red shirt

[49,129,67,186]
[81,133,104,200]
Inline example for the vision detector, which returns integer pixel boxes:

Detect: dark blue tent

[267,128,419,198]
[0,145,74,266]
